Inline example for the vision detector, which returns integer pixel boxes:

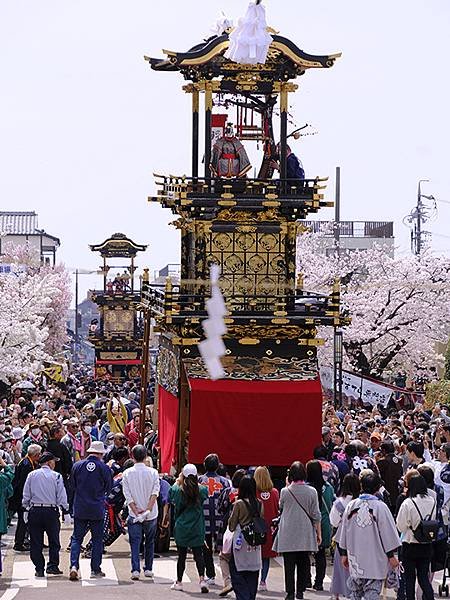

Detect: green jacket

[169,483,208,548]
[320,482,335,548]
[0,466,14,535]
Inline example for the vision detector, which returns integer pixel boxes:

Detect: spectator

[11,443,42,552]
[169,464,209,593]
[122,444,160,581]
[69,440,113,581]
[254,466,279,592]
[272,461,321,600]
[198,453,230,586]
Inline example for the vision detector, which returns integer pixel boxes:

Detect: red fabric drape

[158,387,179,473]
[188,378,322,466]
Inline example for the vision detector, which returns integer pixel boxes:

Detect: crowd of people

[0,368,450,600]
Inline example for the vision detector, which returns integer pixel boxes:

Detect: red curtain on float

[188,378,322,466]
[158,387,179,473]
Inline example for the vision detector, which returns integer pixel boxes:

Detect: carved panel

[156,346,180,397]
[184,355,318,381]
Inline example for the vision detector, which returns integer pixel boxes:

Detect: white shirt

[122,463,160,520]
[396,493,436,544]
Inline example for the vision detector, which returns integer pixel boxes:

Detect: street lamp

[333,328,343,408]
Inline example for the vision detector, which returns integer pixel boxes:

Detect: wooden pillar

[280,85,288,194]
[139,308,151,444]
[204,83,212,181]
[192,88,199,181]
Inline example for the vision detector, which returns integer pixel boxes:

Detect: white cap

[86,441,106,455]
[182,463,198,478]
[12,427,24,440]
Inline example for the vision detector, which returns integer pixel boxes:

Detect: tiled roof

[0,211,39,235]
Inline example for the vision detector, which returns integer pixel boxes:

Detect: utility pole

[404,179,436,255]
[74,269,79,364]
[334,166,341,256]
[139,268,151,444]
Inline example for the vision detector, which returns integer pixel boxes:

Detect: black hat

[39,452,60,465]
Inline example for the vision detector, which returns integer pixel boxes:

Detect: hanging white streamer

[198,264,228,380]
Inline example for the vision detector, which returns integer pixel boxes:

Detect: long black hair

[181,474,200,506]
[306,459,325,508]
[238,475,259,514]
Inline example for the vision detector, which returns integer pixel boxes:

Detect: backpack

[411,498,439,544]
[241,500,267,547]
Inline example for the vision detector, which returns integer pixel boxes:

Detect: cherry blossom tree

[0,242,71,384]
[297,230,450,378]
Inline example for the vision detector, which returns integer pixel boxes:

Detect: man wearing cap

[69,440,113,581]
[22,452,68,577]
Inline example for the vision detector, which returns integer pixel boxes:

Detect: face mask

[83,426,92,435]
[31,428,40,437]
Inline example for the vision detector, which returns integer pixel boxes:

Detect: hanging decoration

[198,264,228,381]
[224,0,272,65]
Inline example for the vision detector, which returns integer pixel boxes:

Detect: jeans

[283,551,311,596]
[261,557,270,583]
[28,507,61,572]
[177,545,205,582]
[70,518,103,572]
[230,556,258,600]
[401,542,434,600]
[202,533,216,579]
[127,517,157,573]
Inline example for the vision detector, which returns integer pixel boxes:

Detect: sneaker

[259,582,267,592]
[35,570,45,578]
[13,546,28,553]
[200,582,209,593]
[131,571,140,581]
[313,584,324,591]
[171,582,183,591]
[205,578,216,586]
[219,584,233,597]
[69,566,79,581]
[90,570,106,578]
[144,570,154,579]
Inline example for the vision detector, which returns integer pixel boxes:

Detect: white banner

[320,367,393,407]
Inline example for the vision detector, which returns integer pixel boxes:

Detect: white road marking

[0,590,19,600]
[11,561,47,588]
[152,557,191,583]
[80,558,118,586]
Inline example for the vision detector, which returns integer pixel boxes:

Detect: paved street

[0,522,335,600]
[1,521,436,600]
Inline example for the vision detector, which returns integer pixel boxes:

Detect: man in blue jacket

[69,440,113,581]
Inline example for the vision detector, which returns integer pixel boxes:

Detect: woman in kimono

[329,474,361,599]
[306,460,335,591]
